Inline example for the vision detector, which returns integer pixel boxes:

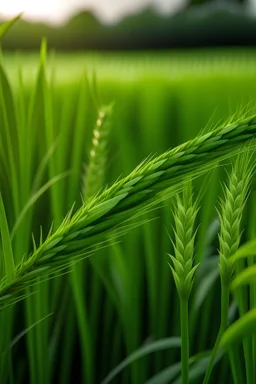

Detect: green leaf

[220,309,256,350]
[0,194,15,282]
[145,363,181,384]
[0,312,53,355]
[229,238,256,265]
[231,265,256,290]
[11,171,70,239]
[101,337,181,384]
[145,351,218,384]
[0,14,22,40]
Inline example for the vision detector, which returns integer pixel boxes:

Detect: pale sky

[0,0,187,25]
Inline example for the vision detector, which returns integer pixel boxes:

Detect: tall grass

[0,44,256,384]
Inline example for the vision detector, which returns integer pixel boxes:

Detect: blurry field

[1,48,256,384]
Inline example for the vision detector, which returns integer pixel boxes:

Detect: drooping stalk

[1,115,256,306]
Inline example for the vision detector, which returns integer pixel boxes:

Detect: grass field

[0,48,256,384]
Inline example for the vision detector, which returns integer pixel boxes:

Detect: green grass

[0,47,256,384]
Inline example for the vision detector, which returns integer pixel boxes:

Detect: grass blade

[0,194,15,282]
[0,15,21,40]
[231,265,256,291]
[220,309,256,350]
[101,337,181,384]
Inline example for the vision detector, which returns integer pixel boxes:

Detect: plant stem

[180,297,189,384]
[220,282,229,330]
[235,259,254,384]
[228,347,244,384]
[202,281,229,384]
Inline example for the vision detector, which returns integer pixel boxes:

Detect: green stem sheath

[202,282,229,384]
[180,297,189,384]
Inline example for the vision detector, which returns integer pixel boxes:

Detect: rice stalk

[1,115,256,306]
[203,150,254,384]
[71,102,114,384]
[168,180,199,384]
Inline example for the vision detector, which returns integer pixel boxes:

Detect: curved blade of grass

[0,312,53,355]
[0,14,22,40]
[145,362,181,384]
[145,351,219,384]
[231,265,256,291]
[172,352,222,384]
[11,171,70,239]
[31,139,59,193]
[0,63,20,221]
[229,238,256,265]
[220,309,256,350]
[101,337,181,384]
[0,194,15,282]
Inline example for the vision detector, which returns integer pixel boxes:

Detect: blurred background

[1,0,256,49]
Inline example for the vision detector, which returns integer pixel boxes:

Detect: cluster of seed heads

[1,114,256,307]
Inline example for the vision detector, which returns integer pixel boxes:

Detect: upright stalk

[202,281,229,384]
[203,151,254,384]
[168,180,199,384]
[180,298,189,384]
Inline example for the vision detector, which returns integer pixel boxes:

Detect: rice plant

[168,180,199,384]
[0,24,256,383]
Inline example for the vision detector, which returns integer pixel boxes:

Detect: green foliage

[0,49,256,384]
[0,15,21,41]
[1,115,256,305]
[0,194,15,282]
[102,337,181,384]
[220,309,256,350]
[231,266,256,290]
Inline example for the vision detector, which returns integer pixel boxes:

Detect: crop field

[0,47,256,384]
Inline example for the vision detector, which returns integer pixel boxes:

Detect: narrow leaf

[231,265,256,290]
[11,171,70,238]
[220,309,256,350]
[229,238,256,265]
[0,14,21,40]
[0,194,15,282]
[101,337,181,384]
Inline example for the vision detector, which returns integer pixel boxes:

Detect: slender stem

[180,297,189,384]
[235,259,253,384]
[228,347,244,384]
[251,280,256,383]
[202,281,229,384]
[220,281,229,330]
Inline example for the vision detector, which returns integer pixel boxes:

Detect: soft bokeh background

[1,0,256,49]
